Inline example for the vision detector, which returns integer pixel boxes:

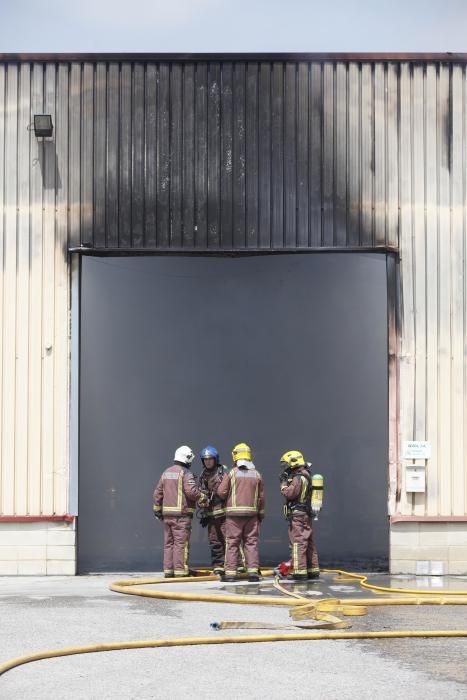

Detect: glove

[258,513,264,523]
[279,470,289,484]
[199,515,210,528]
[153,511,162,521]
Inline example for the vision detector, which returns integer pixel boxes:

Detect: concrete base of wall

[0,521,76,575]
[390,522,467,575]
[1,520,466,576]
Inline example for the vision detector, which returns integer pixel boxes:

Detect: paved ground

[1,573,467,699]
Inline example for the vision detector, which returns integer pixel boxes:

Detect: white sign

[403,440,431,459]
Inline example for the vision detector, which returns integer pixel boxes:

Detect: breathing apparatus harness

[280,464,324,522]
[280,466,311,521]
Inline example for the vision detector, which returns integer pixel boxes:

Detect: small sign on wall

[403,440,431,459]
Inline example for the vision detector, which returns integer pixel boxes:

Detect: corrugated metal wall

[0,57,466,517]
[398,64,467,517]
[0,63,69,515]
[63,60,399,251]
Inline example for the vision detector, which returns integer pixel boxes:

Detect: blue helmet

[200,445,219,463]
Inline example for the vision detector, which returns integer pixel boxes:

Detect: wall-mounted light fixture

[33,114,53,138]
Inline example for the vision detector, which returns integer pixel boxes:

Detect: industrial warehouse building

[0,53,466,575]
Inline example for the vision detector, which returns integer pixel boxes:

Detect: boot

[308,570,320,580]
[222,575,237,583]
[287,573,307,581]
[248,573,260,582]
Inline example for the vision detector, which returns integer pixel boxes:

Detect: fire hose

[2,568,467,678]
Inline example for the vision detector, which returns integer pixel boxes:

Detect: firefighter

[153,445,207,578]
[217,443,265,582]
[279,450,320,581]
[198,445,229,576]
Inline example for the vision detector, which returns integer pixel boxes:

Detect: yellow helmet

[232,442,252,462]
[280,450,305,468]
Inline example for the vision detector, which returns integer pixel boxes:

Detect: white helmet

[174,445,194,465]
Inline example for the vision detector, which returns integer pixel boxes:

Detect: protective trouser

[289,514,319,576]
[224,516,260,578]
[309,528,319,576]
[207,517,226,571]
[163,515,192,577]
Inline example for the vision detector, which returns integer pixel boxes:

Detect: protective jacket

[280,467,311,515]
[217,466,265,518]
[153,462,202,517]
[198,464,229,518]
[280,466,319,577]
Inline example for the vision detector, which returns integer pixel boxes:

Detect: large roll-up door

[79,253,388,572]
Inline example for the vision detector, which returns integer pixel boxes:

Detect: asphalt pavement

[1,572,467,699]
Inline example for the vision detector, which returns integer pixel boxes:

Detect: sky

[0,0,466,53]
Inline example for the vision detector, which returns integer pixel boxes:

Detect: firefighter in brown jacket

[153,445,207,578]
[279,450,319,580]
[216,442,265,582]
[198,445,230,576]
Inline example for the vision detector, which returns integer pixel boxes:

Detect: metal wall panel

[2,64,18,515]
[16,63,30,515]
[0,65,5,513]
[0,63,70,515]
[12,59,426,253]
[398,63,467,517]
[0,57,466,520]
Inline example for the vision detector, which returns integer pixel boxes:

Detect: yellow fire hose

[2,568,467,679]
[323,568,467,596]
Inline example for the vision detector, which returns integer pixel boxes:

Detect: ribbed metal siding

[397,63,467,517]
[0,63,69,515]
[0,57,466,518]
[64,60,399,250]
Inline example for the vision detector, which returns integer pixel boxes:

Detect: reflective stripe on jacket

[153,464,202,517]
[217,466,265,517]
